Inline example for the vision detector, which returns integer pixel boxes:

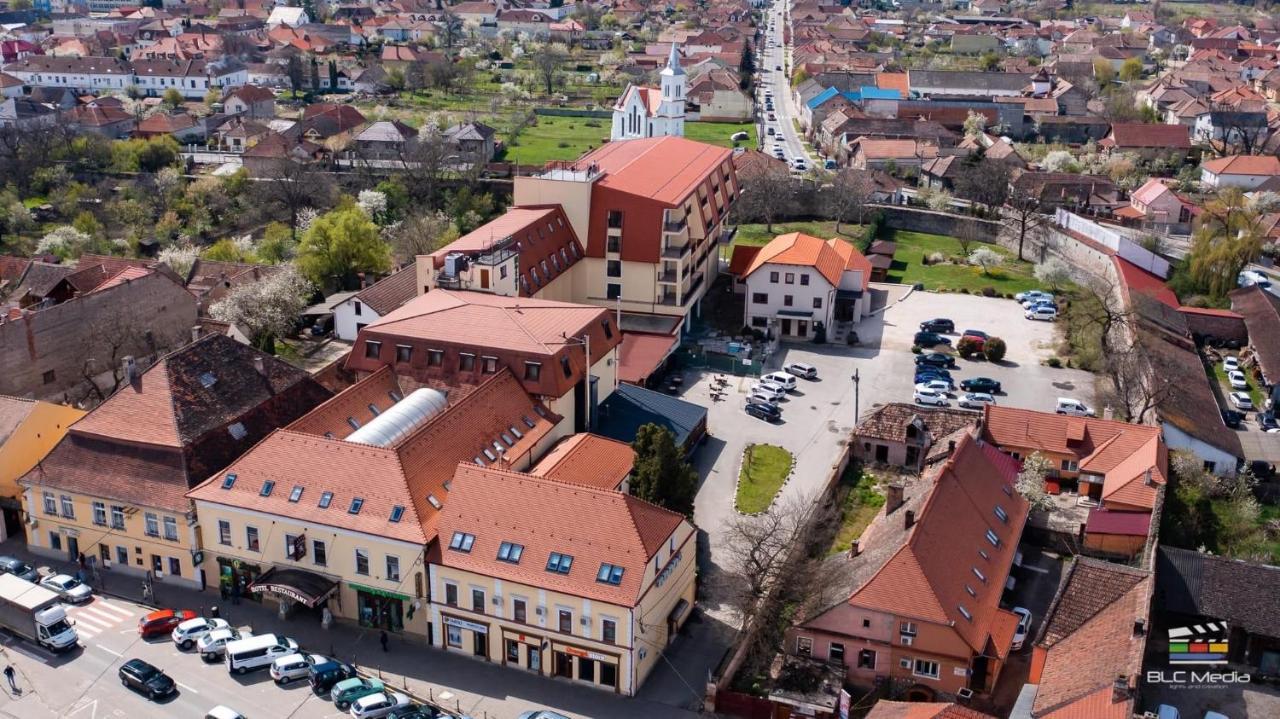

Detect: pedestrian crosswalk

[67,598,138,640]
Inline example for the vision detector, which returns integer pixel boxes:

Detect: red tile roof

[1101,123,1191,150]
[617,331,678,385]
[727,244,761,277]
[866,702,995,719]
[1230,284,1280,385]
[89,266,151,293]
[1202,154,1280,177]
[430,206,583,298]
[354,262,417,316]
[1113,257,1179,309]
[436,463,688,605]
[529,433,634,490]
[1084,508,1152,536]
[577,135,733,207]
[743,232,869,288]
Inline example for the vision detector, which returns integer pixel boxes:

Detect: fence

[676,346,764,377]
[532,107,613,119]
[1054,209,1170,278]
[715,690,775,719]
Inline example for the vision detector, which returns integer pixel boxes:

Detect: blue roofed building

[595,384,707,454]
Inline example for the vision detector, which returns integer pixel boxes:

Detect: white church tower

[610,43,686,141]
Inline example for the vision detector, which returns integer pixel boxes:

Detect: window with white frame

[163,516,178,541]
[796,636,813,656]
[42,492,56,515]
[144,513,159,537]
[60,495,74,518]
[913,659,940,680]
[92,502,106,526]
[385,555,400,582]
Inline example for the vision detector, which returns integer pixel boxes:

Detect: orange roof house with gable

[741,232,874,340]
[786,434,1029,699]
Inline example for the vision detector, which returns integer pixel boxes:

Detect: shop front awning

[776,309,814,318]
[836,289,864,301]
[249,567,339,608]
[669,598,690,624]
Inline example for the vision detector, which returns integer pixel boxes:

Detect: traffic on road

[759,0,815,172]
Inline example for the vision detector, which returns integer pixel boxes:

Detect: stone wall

[871,204,1003,242]
[1182,309,1248,345]
[0,272,198,401]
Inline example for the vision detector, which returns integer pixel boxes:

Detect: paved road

[758,0,814,171]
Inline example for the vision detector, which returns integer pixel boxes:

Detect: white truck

[0,573,79,651]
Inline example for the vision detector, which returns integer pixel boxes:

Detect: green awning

[347,582,410,602]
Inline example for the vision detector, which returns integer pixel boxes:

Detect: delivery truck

[0,573,79,651]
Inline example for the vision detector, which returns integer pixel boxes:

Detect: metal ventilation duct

[345,388,448,447]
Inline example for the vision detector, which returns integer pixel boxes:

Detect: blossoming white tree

[210,265,313,351]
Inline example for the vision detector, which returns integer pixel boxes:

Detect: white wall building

[741,232,871,341]
[610,44,686,141]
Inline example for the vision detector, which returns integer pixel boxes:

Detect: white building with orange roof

[429,463,696,695]
[741,231,873,341]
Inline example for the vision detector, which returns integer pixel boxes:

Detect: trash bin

[210,606,219,620]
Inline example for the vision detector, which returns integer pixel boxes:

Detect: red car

[137,609,197,639]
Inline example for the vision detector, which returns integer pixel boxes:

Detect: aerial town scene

[1,0,1280,717]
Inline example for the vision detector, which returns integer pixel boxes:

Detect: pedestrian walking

[379,630,388,653]
[3,665,17,694]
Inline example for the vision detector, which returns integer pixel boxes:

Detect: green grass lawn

[1210,359,1263,410]
[885,229,1039,294]
[732,221,867,248]
[504,114,611,166]
[684,121,758,150]
[736,444,793,514]
[829,469,886,556]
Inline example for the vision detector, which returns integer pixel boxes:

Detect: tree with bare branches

[822,169,874,234]
[734,165,796,233]
[256,158,336,239]
[1003,184,1049,261]
[529,43,567,96]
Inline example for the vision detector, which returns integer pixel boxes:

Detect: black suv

[745,402,782,422]
[913,331,953,348]
[960,377,1003,394]
[309,659,356,695]
[914,352,956,368]
[118,659,175,700]
[919,318,954,333]
[1221,409,1244,429]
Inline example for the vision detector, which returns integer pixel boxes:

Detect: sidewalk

[1,540,702,719]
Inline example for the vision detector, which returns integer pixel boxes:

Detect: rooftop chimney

[1111,675,1130,703]
[1103,405,1115,420]
[191,325,202,342]
[904,510,916,530]
[122,355,136,385]
[885,484,904,515]
[1144,468,1154,486]
[947,439,956,456]
[1134,619,1146,637]
[253,355,266,376]
[849,539,860,558]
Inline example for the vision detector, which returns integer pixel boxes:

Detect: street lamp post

[851,368,860,424]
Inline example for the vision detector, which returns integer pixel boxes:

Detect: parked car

[40,574,92,603]
[0,556,38,582]
[1228,370,1249,390]
[272,653,329,685]
[1257,413,1278,431]
[919,318,954,333]
[1224,356,1240,372]
[762,371,797,391]
[199,628,245,661]
[962,329,989,340]
[914,373,954,390]
[959,392,996,409]
[1055,398,1095,417]
[747,392,780,410]
[517,712,572,719]
[913,331,952,347]
[351,691,413,718]
[784,362,818,379]
[1229,392,1254,410]
[310,659,357,695]
[915,352,956,368]
[1011,607,1033,651]
[751,382,786,401]
[1021,293,1056,309]
[206,707,247,719]
[1015,290,1052,304]
[914,379,952,395]
[914,367,953,381]
[1248,460,1276,480]
[1222,409,1245,428]
[1239,270,1272,289]
[914,388,949,406]
[745,402,782,422]
[1025,306,1058,321]
[139,609,198,639]
[118,658,176,700]
[332,678,387,711]
[388,709,439,719]
[226,633,298,674]
[959,377,1002,394]
[172,617,230,650]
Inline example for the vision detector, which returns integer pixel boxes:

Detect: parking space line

[92,644,122,657]
[176,682,200,694]
[1022,564,1049,574]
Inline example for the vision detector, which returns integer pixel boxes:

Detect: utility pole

[852,368,860,424]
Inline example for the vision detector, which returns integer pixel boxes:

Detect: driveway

[986,548,1067,715]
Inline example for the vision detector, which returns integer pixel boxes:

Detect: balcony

[662,243,692,260]
[664,217,688,234]
[658,270,678,284]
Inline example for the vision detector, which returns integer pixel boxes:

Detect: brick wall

[1182,310,1247,344]
[0,272,198,401]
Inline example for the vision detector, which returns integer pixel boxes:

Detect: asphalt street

[759,0,815,170]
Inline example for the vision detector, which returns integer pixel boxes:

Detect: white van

[762,371,797,391]
[224,633,298,675]
[1055,398,1095,417]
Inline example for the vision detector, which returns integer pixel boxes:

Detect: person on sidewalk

[3,665,17,694]
[379,630,388,653]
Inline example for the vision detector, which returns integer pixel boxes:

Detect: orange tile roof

[287,366,402,439]
[577,136,733,207]
[989,608,1020,660]
[727,244,761,276]
[1201,154,1280,176]
[876,71,910,96]
[743,232,866,287]
[529,433,634,490]
[88,266,151,294]
[844,435,1028,653]
[981,405,1166,510]
[617,330,679,385]
[866,701,995,719]
[436,463,687,605]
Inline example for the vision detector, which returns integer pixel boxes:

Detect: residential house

[512,136,738,328]
[1141,329,1243,476]
[293,103,366,147]
[0,97,57,128]
[131,58,247,99]
[1019,558,1152,719]
[135,111,204,143]
[241,133,326,176]
[980,405,1167,557]
[848,137,939,173]
[1229,284,1280,403]
[1193,109,1269,152]
[187,364,559,637]
[331,263,418,342]
[786,434,1029,700]
[1200,154,1280,189]
[222,84,275,118]
[1098,123,1191,160]
[344,290,622,436]
[353,120,416,161]
[1156,546,1280,673]
[741,232,873,341]
[442,122,497,165]
[0,72,21,99]
[0,397,84,541]
[63,102,136,138]
[20,334,331,589]
[429,463,696,695]
[527,432,634,492]
[907,70,1035,98]
[266,6,309,28]
[685,68,751,122]
[185,259,282,315]
[0,55,132,93]
[852,403,978,472]
[1009,171,1120,212]
[418,206,584,302]
[1117,178,1194,230]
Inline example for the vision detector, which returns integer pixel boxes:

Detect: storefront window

[356,587,404,632]
[579,658,596,683]
[600,662,617,689]
[506,639,519,663]
[217,558,262,603]
[447,625,462,647]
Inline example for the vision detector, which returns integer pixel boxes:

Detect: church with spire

[609,43,686,141]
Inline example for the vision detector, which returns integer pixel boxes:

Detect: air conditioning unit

[535,606,545,616]
[900,635,914,646]
[580,616,591,627]
[26,517,37,528]
[957,688,974,703]
[491,596,503,606]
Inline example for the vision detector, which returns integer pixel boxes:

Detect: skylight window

[534,405,548,418]
[288,485,303,503]
[547,552,573,574]
[227,422,247,440]
[965,584,977,597]
[492,441,506,455]
[473,456,485,466]
[958,605,972,621]
[509,425,523,439]
[497,542,524,563]
[347,417,361,430]
[260,480,275,497]
[389,391,403,402]
[1001,483,1013,497]
[221,473,237,490]
[500,432,514,446]
[449,532,475,552]
[522,415,536,429]
[389,505,405,523]
[985,529,1000,547]
[596,563,625,585]
[427,494,442,509]
[483,448,497,462]
[972,567,987,583]
[994,506,1009,523]
[318,491,333,509]
[349,497,364,514]
[199,371,217,388]
[368,403,381,416]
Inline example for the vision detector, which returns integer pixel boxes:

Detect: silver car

[270,653,328,685]
[198,627,245,662]
[39,574,93,603]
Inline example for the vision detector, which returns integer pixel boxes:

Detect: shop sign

[563,645,611,662]
[655,550,682,587]
[444,616,488,634]
[348,582,410,602]
[254,583,311,605]
[289,534,307,561]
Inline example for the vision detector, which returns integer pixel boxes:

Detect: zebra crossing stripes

[68,598,137,639]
